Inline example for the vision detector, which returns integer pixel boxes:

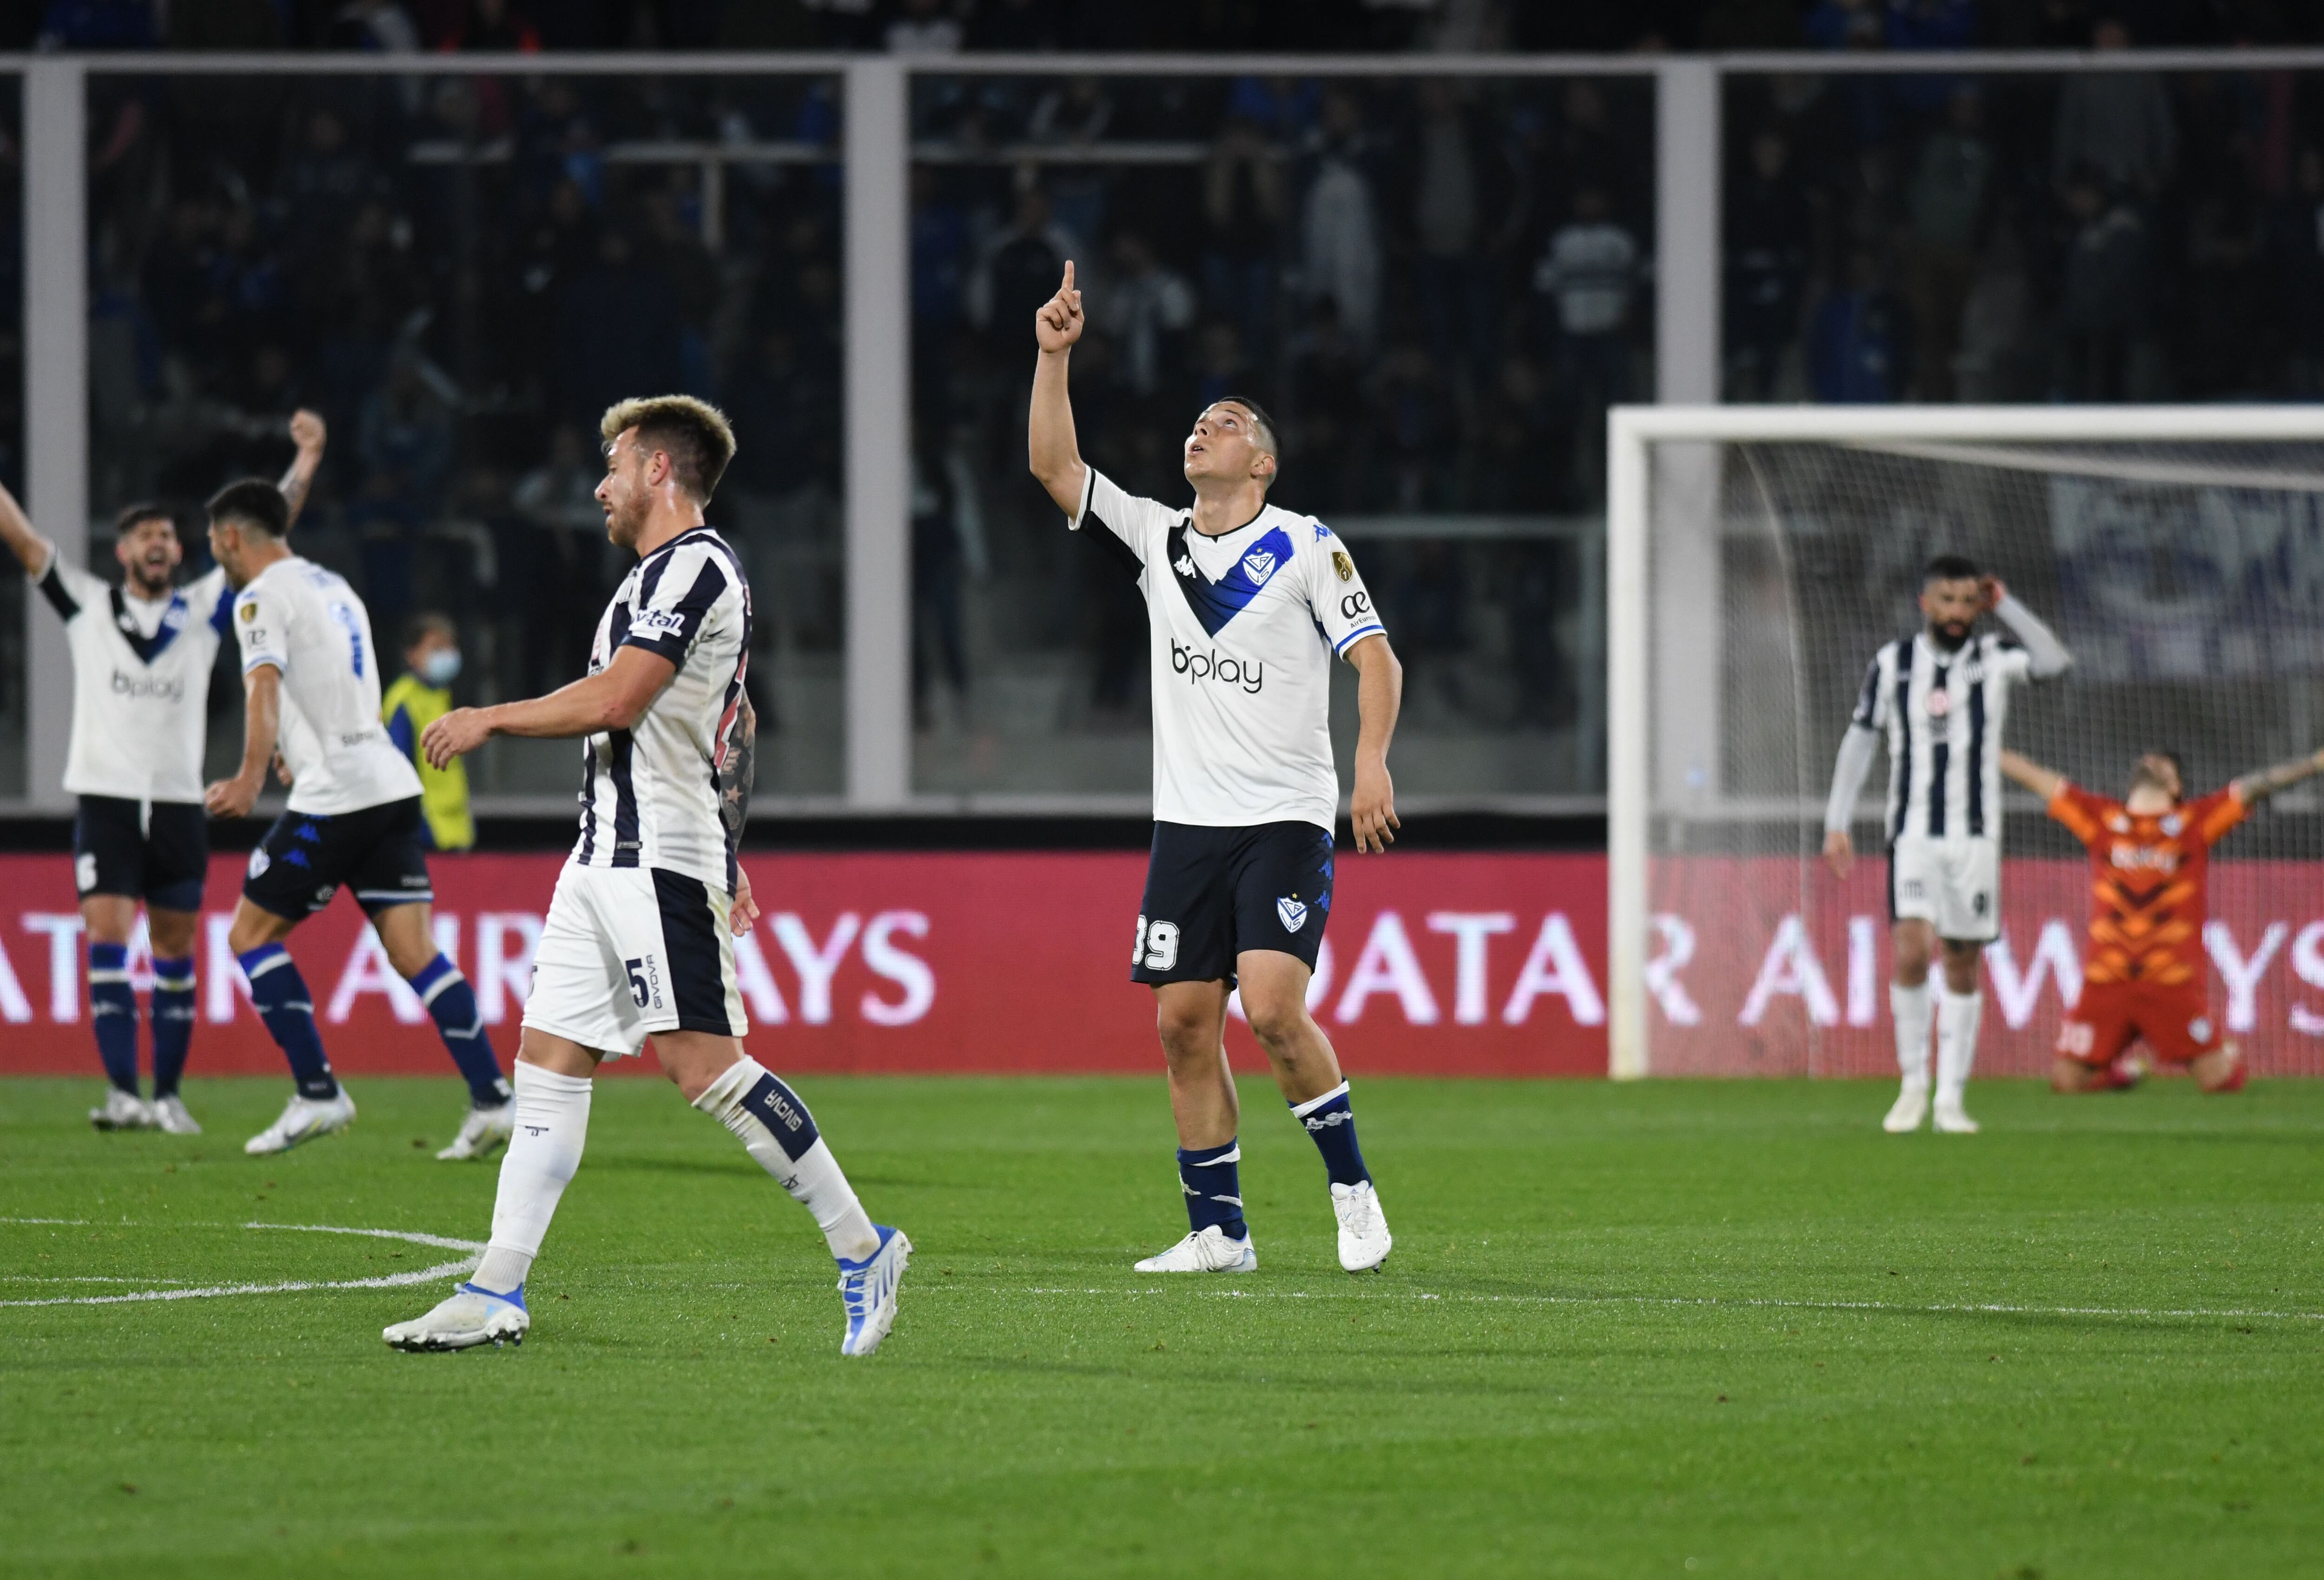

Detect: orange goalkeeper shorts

[2055,980,2222,1066]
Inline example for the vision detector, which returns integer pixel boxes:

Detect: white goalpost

[1607,405,2324,1081]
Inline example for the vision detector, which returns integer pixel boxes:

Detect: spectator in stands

[1300,86,1384,356]
[1476,352,1561,513]
[2053,165,2153,400]
[1405,79,1506,398]
[552,226,684,426]
[1283,298,1367,515]
[1900,86,1990,402]
[383,612,476,853]
[2052,16,2178,198]
[1202,115,1284,364]
[1726,127,1812,400]
[969,184,1081,358]
[1533,185,1640,487]
[327,0,422,51]
[511,423,609,691]
[1809,246,1913,402]
[886,0,964,55]
[1104,230,1195,400]
[1371,339,1448,511]
[910,425,973,731]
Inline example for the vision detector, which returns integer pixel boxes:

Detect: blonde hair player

[385,395,911,1357]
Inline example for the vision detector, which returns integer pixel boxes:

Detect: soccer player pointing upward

[1030,262,1403,1274]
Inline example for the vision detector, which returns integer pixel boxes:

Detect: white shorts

[522,862,746,1057]
[1887,835,2000,943]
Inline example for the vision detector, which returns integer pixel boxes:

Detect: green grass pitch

[4,1073,2321,1579]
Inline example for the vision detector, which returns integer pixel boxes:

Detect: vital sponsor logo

[634,608,688,637]
[110,669,186,702]
[1276,896,1309,933]
[1170,639,1264,694]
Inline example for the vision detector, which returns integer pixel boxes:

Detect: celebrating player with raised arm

[2001,744,2324,1095]
[205,476,513,1161]
[384,397,910,1357]
[1822,556,2073,1134]
[0,413,323,1135]
[1029,263,1404,1274]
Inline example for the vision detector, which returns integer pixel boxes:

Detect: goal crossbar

[1604,404,2324,1080]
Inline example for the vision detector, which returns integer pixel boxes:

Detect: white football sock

[1891,981,1933,1088]
[693,1057,879,1263]
[1936,987,1983,1103]
[473,1061,594,1292]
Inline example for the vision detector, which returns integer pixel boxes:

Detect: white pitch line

[1018,1287,2324,1324]
[0,1222,483,1309]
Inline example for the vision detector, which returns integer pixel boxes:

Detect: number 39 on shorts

[1132,915,1179,971]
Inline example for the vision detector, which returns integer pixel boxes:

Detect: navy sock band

[409,954,508,1106]
[1290,1082,1370,1188]
[150,955,195,1099]
[88,943,139,1094]
[238,944,337,1100]
[1177,1139,1248,1241]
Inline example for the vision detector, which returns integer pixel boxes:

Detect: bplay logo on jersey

[109,669,185,702]
[1169,639,1264,694]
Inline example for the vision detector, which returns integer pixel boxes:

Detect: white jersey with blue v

[1070,468,1385,831]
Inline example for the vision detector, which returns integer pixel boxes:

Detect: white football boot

[1133,1224,1258,1274]
[1882,1080,1929,1134]
[149,1094,202,1135]
[1932,1093,1980,1134]
[1331,1180,1393,1272]
[89,1087,154,1131]
[836,1225,912,1357]
[383,1282,529,1351]
[436,1100,514,1161]
[243,1089,357,1156]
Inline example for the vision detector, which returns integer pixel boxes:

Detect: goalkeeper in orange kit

[2000,745,2324,1093]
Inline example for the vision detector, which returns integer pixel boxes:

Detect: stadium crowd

[7,0,2324,797]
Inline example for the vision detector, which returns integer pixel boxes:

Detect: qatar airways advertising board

[0,853,2319,1079]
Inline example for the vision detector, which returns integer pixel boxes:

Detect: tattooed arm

[720,697,760,932]
[278,409,326,530]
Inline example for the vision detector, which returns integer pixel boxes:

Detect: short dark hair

[2140,749,2185,780]
[403,611,456,651]
[1209,395,1279,460]
[206,479,290,538]
[1923,553,1981,584]
[112,501,174,537]
[601,395,738,503]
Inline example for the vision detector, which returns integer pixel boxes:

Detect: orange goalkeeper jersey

[2046,784,2245,988]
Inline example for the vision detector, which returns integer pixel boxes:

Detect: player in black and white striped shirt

[388,396,909,1359]
[1823,555,2073,1135]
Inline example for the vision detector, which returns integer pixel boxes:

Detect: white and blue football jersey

[1071,468,1387,831]
[36,547,232,803]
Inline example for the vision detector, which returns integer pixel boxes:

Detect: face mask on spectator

[421,649,462,686]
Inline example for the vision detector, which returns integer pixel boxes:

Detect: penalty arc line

[0,1222,484,1309]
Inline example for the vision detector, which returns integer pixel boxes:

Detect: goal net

[1608,408,2324,1080]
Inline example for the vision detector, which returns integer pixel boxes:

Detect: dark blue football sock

[238,944,338,1100]
[1177,1139,1248,1241]
[1290,1081,1371,1187]
[408,953,508,1107]
[149,955,196,1099]
[88,942,140,1094]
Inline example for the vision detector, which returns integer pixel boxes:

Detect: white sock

[1936,987,1983,1104]
[693,1057,879,1263]
[473,1061,594,1293]
[1891,981,1933,1088]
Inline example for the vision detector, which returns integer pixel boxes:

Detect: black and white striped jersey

[1851,632,2034,844]
[571,527,752,892]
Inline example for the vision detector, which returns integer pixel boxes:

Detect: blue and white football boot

[836,1225,911,1357]
[383,1282,529,1352]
